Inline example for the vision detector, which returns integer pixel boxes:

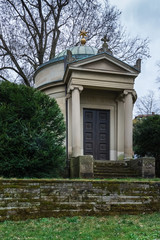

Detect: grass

[0,213,160,240]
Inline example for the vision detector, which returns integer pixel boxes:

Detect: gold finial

[80,29,88,45]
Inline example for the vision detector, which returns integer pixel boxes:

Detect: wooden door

[83,109,110,160]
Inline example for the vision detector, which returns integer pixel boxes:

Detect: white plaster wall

[35,62,65,88]
[43,86,66,120]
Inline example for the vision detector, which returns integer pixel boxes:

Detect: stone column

[124,91,133,158]
[70,85,83,157]
[115,93,125,160]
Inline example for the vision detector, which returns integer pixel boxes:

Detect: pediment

[80,59,128,73]
[69,53,139,75]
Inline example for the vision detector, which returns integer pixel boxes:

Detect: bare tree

[0,0,150,86]
[135,91,160,116]
[156,62,160,84]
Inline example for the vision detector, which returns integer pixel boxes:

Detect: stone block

[70,155,94,178]
[130,157,155,178]
[141,157,155,178]
[70,157,79,178]
[79,155,94,178]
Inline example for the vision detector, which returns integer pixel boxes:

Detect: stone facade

[0,179,160,221]
[35,46,140,162]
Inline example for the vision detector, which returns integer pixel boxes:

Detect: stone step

[94,166,134,171]
[94,160,127,165]
[94,163,129,167]
[94,164,130,169]
[94,172,132,175]
[94,171,136,175]
[94,167,131,171]
[94,163,128,167]
[94,173,139,178]
[93,160,138,178]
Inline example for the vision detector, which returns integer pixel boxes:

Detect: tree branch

[0,34,30,86]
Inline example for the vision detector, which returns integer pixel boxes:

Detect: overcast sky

[110,0,160,98]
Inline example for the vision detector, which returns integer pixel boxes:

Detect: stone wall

[0,179,160,221]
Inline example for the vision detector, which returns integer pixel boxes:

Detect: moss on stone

[0,179,160,221]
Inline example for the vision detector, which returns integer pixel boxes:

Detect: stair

[94,160,139,178]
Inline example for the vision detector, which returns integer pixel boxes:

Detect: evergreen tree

[0,81,66,178]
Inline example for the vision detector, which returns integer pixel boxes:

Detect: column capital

[115,92,125,103]
[68,85,83,93]
[123,90,132,96]
[115,90,137,103]
[123,90,137,103]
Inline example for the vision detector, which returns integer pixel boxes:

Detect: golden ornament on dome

[80,30,88,45]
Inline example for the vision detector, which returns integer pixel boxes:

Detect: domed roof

[36,45,98,73]
[55,45,98,59]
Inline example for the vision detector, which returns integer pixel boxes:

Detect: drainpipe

[65,84,69,172]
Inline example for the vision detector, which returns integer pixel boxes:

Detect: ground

[0,213,160,240]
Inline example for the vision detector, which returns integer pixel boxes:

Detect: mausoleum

[34,32,141,164]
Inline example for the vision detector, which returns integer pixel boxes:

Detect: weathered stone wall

[0,179,160,221]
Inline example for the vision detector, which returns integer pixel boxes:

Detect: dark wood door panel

[83,109,110,160]
[83,109,95,156]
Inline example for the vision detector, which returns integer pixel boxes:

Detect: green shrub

[0,81,66,178]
